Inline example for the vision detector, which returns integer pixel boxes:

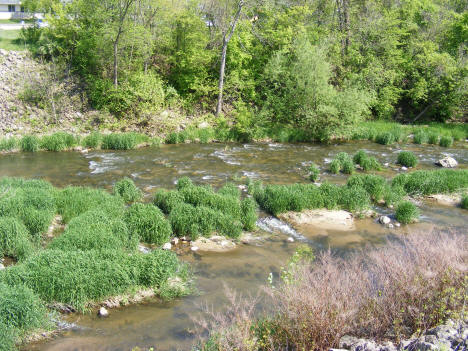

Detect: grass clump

[83,132,102,149]
[101,133,143,150]
[353,150,382,171]
[40,132,78,152]
[461,195,468,209]
[20,135,40,152]
[395,201,419,224]
[153,190,185,214]
[427,133,439,145]
[309,164,320,182]
[55,186,124,223]
[0,249,182,311]
[329,152,354,175]
[393,169,468,195]
[412,130,428,144]
[347,174,387,202]
[375,132,395,145]
[113,177,142,204]
[241,198,257,231]
[439,135,453,147]
[0,283,48,336]
[49,209,136,252]
[0,217,35,261]
[124,203,172,245]
[397,151,418,168]
[0,138,17,152]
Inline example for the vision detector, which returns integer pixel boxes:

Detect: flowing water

[0,141,466,351]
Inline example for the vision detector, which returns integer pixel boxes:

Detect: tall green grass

[113,177,142,204]
[124,203,172,245]
[393,169,468,195]
[0,138,17,152]
[101,133,147,150]
[40,132,78,152]
[0,217,35,261]
[352,150,382,171]
[20,135,40,152]
[395,201,419,224]
[329,152,355,175]
[397,151,418,167]
[82,132,102,148]
[0,249,181,311]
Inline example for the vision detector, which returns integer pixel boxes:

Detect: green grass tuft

[427,133,439,145]
[395,201,419,224]
[20,135,40,152]
[83,132,102,149]
[439,136,453,148]
[413,130,428,144]
[101,133,142,150]
[0,138,17,152]
[397,151,418,168]
[124,203,172,245]
[113,177,142,204]
[375,132,395,145]
[461,195,468,210]
[309,163,320,182]
[393,169,468,195]
[0,217,35,261]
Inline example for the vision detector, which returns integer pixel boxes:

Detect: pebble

[190,246,199,252]
[171,237,179,245]
[401,166,408,171]
[287,237,295,243]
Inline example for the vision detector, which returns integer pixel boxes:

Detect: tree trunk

[215,0,244,116]
[113,40,118,87]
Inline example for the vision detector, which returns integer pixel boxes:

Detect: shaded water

[0,141,466,351]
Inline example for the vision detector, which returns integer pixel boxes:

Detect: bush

[309,164,320,182]
[0,249,180,311]
[0,283,47,332]
[353,150,382,171]
[20,135,40,152]
[347,174,387,202]
[101,133,138,150]
[40,132,78,152]
[124,203,172,245]
[393,169,468,195]
[339,186,370,212]
[0,217,34,261]
[439,136,453,147]
[383,185,406,207]
[55,186,124,223]
[329,159,341,174]
[341,159,355,175]
[395,201,419,224]
[397,151,418,167]
[165,132,180,144]
[329,153,353,174]
[113,177,142,203]
[461,195,468,209]
[49,209,136,252]
[352,150,367,165]
[375,132,394,145]
[218,183,240,198]
[427,133,439,144]
[83,132,102,149]
[413,130,428,144]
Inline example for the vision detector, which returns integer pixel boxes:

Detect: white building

[0,0,28,20]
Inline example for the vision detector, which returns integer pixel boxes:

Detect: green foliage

[101,133,146,150]
[347,174,387,202]
[20,135,40,152]
[165,132,180,144]
[427,133,439,144]
[83,132,102,149]
[55,186,124,223]
[40,132,77,151]
[113,177,142,204]
[439,136,454,147]
[461,195,468,210]
[241,197,257,231]
[153,190,185,214]
[0,217,34,261]
[395,201,420,224]
[0,282,47,332]
[0,249,180,311]
[393,170,468,196]
[49,209,136,252]
[375,132,395,145]
[413,130,428,144]
[341,159,355,175]
[124,203,172,245]
[0,322,16,351]
[397,151,418,168]
[329,153,354,174]
[329,159,341,174]
[383,185,406,207]
[0,138,17,152]
[309,164,320,182]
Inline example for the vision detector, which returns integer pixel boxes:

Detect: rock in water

[98,307,109,317]
[436,156,458,168]
[0,263,4,270]
[162,243,172,250]
[379,216,391,225]
[287,237,295,243]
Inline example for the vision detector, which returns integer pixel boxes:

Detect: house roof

[1,0,21,4]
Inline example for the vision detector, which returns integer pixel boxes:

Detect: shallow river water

[0,140,466,351]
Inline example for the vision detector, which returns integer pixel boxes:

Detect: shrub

[383,185,406,207]
[397,151,418,167]
[352,150,367,165]
[341,159,355,175]
[101,133,138,150]
[0,283,47,332]
[0,217,34,261]
[241,197,257,231]
[439,136,453,147]
[309,164,320,182]
[427,133,439,145]
[218,183,240,198]
[83,132,102,149]
[353,150,382,171]
[0,249,180,311]
[329,153,353,174]
[318,183,340,209]
[413,130,428,144]
[55,186,124,223]
[176,177,193,190]
[49,210,136,252]
[339,186,370,212]
[0,138,17,151]
[124,203,172,245]
[329,159,341,174]
[20,135,40,152]
[40,132,78,152]
[198,231,467,350]
[375,132,394,145]
[113,177,142,203]
[153,190,185,214]
[461,195,468,209]
[395,201,419,224]
[165,132,180,144]
[393,169,468,195]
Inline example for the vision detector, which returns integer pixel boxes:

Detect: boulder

[379,216,391,225]
[436,156,458,168]
[287,237,295,243]
[162,243,172,250]
[98,307,109,317]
